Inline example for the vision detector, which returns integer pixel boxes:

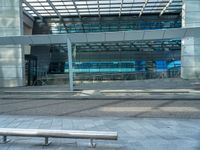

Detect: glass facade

[65,61,180,73]
[47,15,181,80]
[63,38,181,80]
[49,16,181,34]
[49,16,181,33]
[26,0,182,81]
[65,61,145,73]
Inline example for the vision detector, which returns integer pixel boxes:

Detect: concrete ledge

[1,95,200,100]
[100,89,192,93]
[3,91,81,94]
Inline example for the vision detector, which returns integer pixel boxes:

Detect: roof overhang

[0,27,199,45]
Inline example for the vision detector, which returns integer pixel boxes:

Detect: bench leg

[2,136,9,144]
[3,136,7,143]
[44,137,51,146]
[89,139,96,148]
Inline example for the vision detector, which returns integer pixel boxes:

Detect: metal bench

[0,128,118,148]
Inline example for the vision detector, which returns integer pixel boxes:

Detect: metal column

[73,45,77,85]
[67,38,74,91]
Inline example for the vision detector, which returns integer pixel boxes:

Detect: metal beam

[67,38,74,91]
[71,0,81,18]
[139,0,149,17]
[1,27,200,45]
[131,43,140,51]
[160,0,173,16]
[23,10,34,21]
[146,43,156,51]
[119,0,124,17]
[47,0,68,32]
[23,0,43,20]
[97,0,101,18]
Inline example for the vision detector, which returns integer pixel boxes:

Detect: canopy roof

[22,0,182,18]
[0,27,199,45]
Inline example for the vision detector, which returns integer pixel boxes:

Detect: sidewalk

[0,115,199,150]
[0,78,200,100]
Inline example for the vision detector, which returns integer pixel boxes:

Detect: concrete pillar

[0,0,25,87]
[181,0,200,79]
[23,24,33,55]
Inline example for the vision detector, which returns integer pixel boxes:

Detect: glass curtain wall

[63,40,181,81]
[35,14,182,82]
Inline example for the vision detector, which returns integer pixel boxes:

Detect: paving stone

[0,115,200,150]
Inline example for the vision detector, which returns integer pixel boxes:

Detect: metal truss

[22,0,182,18]
[46,0,68,32]
[139,0,149,17]
[119,0,124,17]
[160,0,173,16]
[71,0,81,18]
[23,0,43,20]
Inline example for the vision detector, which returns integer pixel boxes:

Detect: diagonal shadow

[128,100,177,118]
[58,100,127,116]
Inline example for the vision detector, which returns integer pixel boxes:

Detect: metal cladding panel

[185,27,200,37]
[143,30,165,40]
[30,35,51,45]
[0,36,14,45]
[49,34,67,44]
[0,37,9,44]
[105,32,124,42]
[12,36,33,45]
[164,28,186,39]
[87,32,105,42]
[68,33,87,43]
[124,30,144,41]
[11,36,28,44]
[0,27,200,45]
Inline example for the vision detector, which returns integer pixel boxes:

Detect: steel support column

[67,38,74,91]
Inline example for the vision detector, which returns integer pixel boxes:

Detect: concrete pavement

[0,115,199,150]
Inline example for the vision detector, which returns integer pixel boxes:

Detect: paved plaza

[0,0,199,149]
[0,115,200,150]
[0,79,200,149]
[1,99,200,118]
